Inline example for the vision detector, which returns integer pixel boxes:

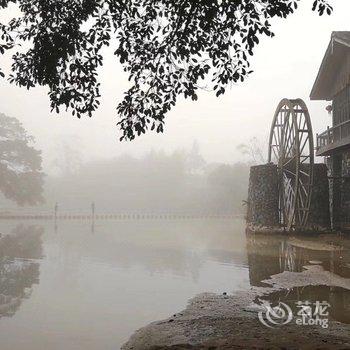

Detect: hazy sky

[0,0,348,173]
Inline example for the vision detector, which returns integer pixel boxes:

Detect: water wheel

[268,99,314,231]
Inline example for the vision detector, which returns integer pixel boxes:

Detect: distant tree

[0,1,332,140]
[52,138,82,176]
[186,141,206,174]
[208,163,249,189]
[207,162,250,213]
[0,113,44,205]
[237,137,266,164]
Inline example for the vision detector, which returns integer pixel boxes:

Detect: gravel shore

[122,265,350,350]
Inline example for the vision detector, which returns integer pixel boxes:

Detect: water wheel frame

[268,98,314,231]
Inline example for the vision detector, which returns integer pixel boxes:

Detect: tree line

[45,146,250,215]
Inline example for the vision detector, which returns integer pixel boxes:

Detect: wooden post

[327,126,330,144]
[54,202,58,222]
[91,202,95,233]
[54,202,58,234]
[91,202,95,219]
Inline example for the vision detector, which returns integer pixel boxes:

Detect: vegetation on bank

[45,146,250,215]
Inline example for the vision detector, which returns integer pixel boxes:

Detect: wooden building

[311,31,350,229]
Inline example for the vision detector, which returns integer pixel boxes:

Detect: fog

[0,141,250,215]
[0,0,348,175]
[45,147,250,215]
[0,1,348,213]
[0,3,350,349]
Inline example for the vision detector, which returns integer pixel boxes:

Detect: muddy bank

[122,265,350,350]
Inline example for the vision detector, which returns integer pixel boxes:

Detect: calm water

[0,219,349,349]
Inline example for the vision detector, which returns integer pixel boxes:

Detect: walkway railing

[316,119,350,154]
[0,211,243,221]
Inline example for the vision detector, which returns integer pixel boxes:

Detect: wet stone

[246,164,279,227]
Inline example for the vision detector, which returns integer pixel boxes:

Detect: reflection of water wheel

[268,99,314,231]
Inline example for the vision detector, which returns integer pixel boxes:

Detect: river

[0,219,349,349]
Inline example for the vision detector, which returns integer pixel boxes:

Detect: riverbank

[122,264,350,349]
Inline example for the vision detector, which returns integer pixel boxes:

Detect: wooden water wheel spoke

[276,115,283,144]
[283,116,293,144]
[298,115,307,131]
[272,131,280,154]
[297,186,306,207]
[283,154,297,168]
[285,139,296,159]
[299,180,309,196]
[283,125,296,158]
[283,136,293,156]
[272,145,279,161]
[283,168,297,177]
[299,169,310,177]
[300,137,309,156]
[300,155,311,164]
[268,98,314,230]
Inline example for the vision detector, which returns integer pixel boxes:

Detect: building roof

[310,31,350,101]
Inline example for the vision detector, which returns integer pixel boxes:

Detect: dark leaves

[312,0,333,15]
[0,0,333,140]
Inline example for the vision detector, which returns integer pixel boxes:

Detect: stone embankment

[246,163,331,233]
[122,263,350,350]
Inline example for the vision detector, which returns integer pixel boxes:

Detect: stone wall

[341,151,350,226]
[330,150,350,229]
[309,163,331,228]
[247,163,331,230]
[246,164,279,226]
[330,153,343,229]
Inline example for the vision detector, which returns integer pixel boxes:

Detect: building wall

[329,150,350,229]
[333,84,350,127]
[342,151,350,224]
[309,164,331,228]
[329,47,350,102]
[328,80,350,230]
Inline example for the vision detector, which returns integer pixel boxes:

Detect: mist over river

[0,219,349,349]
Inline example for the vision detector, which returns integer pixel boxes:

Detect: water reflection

[51,220,248,280]
[247,231,350,324]
[0,220,349,350]
[0,225,43,318]
[0,219,249,350]
[256,286,350,324]
[247,232,350,286]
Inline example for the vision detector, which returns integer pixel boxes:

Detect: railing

[316,119,350,153]
[0,204,245,221]
[0,212,243,220]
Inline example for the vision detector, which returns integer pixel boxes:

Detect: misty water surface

[0,219,349,349]
[0,219,248,349]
